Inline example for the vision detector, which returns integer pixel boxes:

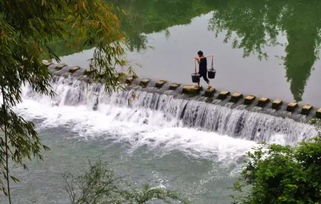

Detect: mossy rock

[182,85,201,95]
[84,68,97,75]
[126,77,134,84]
[301,104,313,115]
[169,83,180,90]
[55,63,67,70]
[287,102,298,112]
[204,87,216,97]
[230,92,243,103]
[155,80,167,88]
[217,91,230,100]
[42,60,52,66]
[118,72,127,77]
[98,72,105,77]
[117,72,128,82]
[69,66,80,73]
[257,97,270,107]
[272,100,283,109]
[139,79,151,87]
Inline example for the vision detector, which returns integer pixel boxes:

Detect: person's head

[197,50,204,57]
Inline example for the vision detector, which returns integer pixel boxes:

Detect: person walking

[194,50,211,89]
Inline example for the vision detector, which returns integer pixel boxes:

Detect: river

[3,0,321,203]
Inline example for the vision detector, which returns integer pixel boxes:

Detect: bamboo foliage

[64,160,188,204]
[0,0,126,202]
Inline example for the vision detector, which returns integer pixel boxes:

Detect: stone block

[55,63,67,70]
[125,77,133,84]
[139,79,150,87]
[169,83,180,90]
[316,108,321,118]
[257,97,270,107]
[230,92,243,103]
[182,85,201,95]
[272,99,283,109]
[204,87,216,97]
[117,72,127,80]
[287,102,298,112]
[42,60,52,66]
[98,73,105,78]
[84,68,96,75]
[244,95,256,105]
[69,66,80,73]
[301,104,313,115]
[155,80,167,88]
[217,91,230,100]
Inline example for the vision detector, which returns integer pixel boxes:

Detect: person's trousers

[199,72,209,84]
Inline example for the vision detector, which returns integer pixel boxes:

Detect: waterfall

[22,76,318,145]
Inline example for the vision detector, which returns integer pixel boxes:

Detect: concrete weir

[43,61,321,122]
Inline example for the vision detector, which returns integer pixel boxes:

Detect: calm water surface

[60,0,321,107]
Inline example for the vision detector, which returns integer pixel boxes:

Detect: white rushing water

[16,76,318,162]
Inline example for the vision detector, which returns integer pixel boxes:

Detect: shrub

[233,137,321,204]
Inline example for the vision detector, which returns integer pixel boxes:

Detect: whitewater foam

[16,99,256,162]
[15,76,318,162]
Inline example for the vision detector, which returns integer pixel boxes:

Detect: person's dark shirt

[199,57,207,74]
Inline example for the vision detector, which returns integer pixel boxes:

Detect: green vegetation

[64,160,188,204]
[233,136,321,204]
[0,1,125,203]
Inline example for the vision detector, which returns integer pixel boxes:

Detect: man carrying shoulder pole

[194,50,211,89]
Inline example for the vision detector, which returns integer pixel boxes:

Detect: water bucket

[208,56,216,79]
[192,60,200,83]
[208,69,216,79]
[192,73,200,83]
